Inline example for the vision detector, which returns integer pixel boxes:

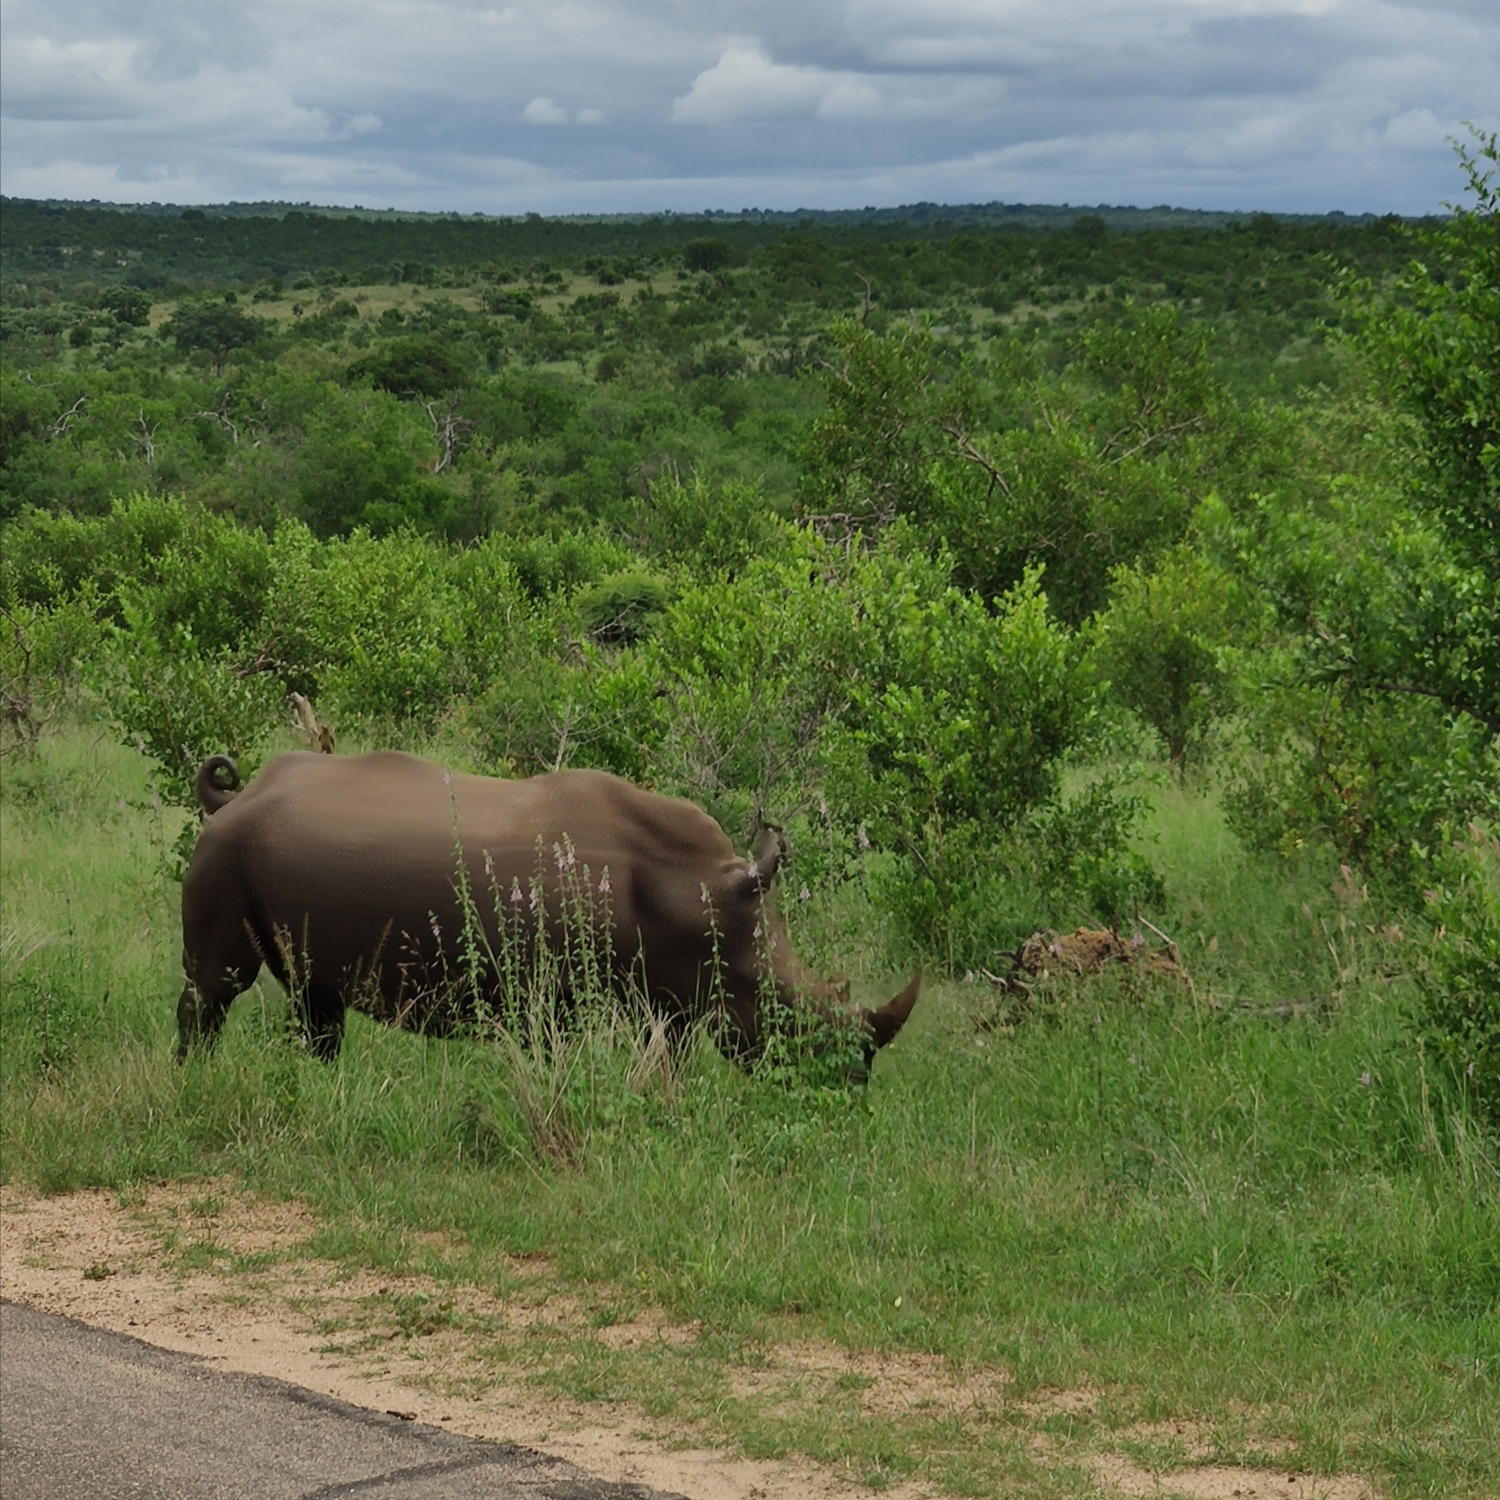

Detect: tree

[682,238,736,273]
[347,338,473,400]
[100,287,152,327]
[1349,130,1500,735]
[1365,131,1500,581]
[166,298,269,375]
[1093,547,1237,775]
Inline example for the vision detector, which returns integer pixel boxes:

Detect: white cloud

[1382,106,1447,149]
[522,96,569,123]
[815,80,884,120]
[577,107,606,124]
[0,157,206,201]
[673,46,883,124]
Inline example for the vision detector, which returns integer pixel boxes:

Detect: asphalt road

[0,1301,683,1500]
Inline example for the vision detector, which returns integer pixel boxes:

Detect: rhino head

[710,826,922,1075]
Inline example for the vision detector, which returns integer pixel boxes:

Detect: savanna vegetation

[2,135,1497,1496]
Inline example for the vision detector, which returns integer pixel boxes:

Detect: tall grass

[3,727,1496,1496]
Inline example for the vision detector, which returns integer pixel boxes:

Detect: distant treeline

[2,195,1419,296]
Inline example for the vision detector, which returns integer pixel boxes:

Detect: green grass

[3,726,1496,1497]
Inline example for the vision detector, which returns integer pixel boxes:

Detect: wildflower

[529,887,539,912]
[964,971,975,984]
[510,880,523,904]
[1468,1061,1476,1078]
[1359,1072,1371,1087]
[483,850,494,878]
[857,824,870,850]
[430,918,442,942]
[565,847,576,868]
[598,874,611,895]
[799,885,810,902]
[819,797,829,819]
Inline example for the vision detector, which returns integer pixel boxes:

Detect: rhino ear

[734,826,787,898]
[863,968,922,1050]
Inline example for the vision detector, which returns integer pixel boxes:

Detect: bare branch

[133,411,158,464]
[48,395,88,441]
[194,389,240,445]
[939,420,1014,500]
[421,399,475,474]
[1099,413,1204,464]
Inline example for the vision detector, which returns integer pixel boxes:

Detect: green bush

[1416,825,1500,1126]
[575,570,670,645]
[1092,545,1240,773]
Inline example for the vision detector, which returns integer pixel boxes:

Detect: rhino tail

[195,755,241,815]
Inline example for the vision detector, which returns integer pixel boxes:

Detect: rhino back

[199,753,749,959]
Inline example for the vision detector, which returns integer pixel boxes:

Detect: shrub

[576,570,670,646]
[1416,825,1500,1127]
[1092,545,1240,773]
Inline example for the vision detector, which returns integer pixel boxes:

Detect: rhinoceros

[177,751,920,1070]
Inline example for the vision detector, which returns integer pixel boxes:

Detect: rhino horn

[863,968,922,1050]
[739,825,787,894]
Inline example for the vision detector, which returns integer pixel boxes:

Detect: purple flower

[529,888,539,912]
[430,919,442,942]
[598,874,611,895]
[510,881,523,904]
[483,850,494,878]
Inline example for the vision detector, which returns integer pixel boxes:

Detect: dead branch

[288,691,335,752]
[133,410,158,465]
[194,390,240,445]
[422,400,475,474]
[1099,413,1204,464]
[939,419,1014,499]
[49,395,87,441]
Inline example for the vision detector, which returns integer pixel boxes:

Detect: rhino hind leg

[292,980,346,1062]
[175,948,258,1059]
[177,890,263,1059]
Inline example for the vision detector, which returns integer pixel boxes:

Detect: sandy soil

[0,1182,1377,1500]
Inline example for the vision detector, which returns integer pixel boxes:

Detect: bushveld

[2,138,1497,1497]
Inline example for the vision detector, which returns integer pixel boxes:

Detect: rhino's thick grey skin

[177,751,919,1067]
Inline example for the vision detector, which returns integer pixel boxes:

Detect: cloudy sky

[2,0,1495,216]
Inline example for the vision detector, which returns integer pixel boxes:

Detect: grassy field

[3,725,1497,1497]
